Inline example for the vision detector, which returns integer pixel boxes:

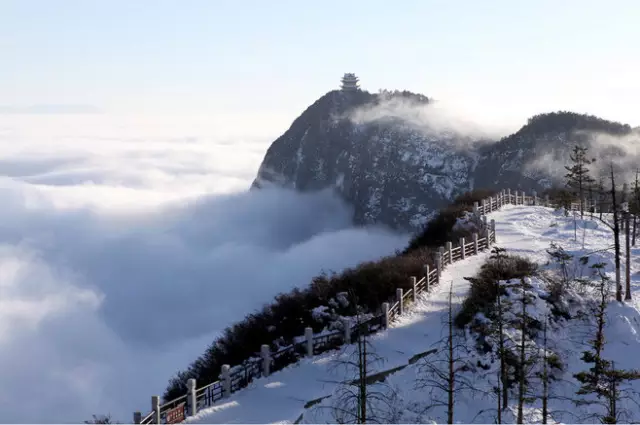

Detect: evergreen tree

[574,263,640,423]
[565,145,596,218]
[574,263,609,392]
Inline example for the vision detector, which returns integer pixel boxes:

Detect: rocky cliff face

[253,90,635,232]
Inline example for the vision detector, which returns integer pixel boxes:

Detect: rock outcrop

[253,89,635,232]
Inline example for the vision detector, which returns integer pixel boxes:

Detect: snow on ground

[186,252,491,424]
[187,205,640,424]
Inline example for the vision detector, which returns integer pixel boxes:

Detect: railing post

[305,327,314,357]
[491,219,496,243]
[411,276,417,302]
[261,344,271,377]
[396,288,404,315]
[424,264,430,292]
[485,227,491,248]
[133,412,142,424]
[382,302,390,328]
[515,191,519,205]
[473,202,479,217]
[507,188,511,204]
[187,378,197,417]
[342,318,351,343]
[436,256,442,284]
[482,198,487,214]
[473,232,479,254]
[151,396,160,425]
[221,365,231,398]
[532,190,537,206]
[446,241,453,264]
[460,237,466,260]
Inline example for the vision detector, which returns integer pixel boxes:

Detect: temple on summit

[341,73,360,91]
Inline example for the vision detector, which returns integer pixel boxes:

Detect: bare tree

[495,368,503,424]
[509,277,546,424]
[624,199,632,301]
[610,165,623,303]
[496,284,510,414]
[540,316,550,424]
[631,169,640,246]
[594,164,623,301]
[321,292,395,424]
[588,180,595,218]
[598,175,606,221]
[515,278,532,424]
[415,283,479,424]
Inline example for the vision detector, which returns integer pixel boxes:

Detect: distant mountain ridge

[252,85,636,231]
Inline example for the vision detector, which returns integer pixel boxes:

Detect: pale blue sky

[2,0,639,129]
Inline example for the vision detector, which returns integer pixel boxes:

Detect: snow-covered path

[185,205,640,424]
[185,246,493,423]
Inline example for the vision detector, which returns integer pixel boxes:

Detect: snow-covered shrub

[452,210,485,235]
[404,188,497,254]
[164,246,435,401]
[456,247,538,328]
[164,189,499,403]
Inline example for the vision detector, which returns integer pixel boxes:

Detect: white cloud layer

[348,95,520,142]
[0,114,409,423]
[523,129,640,184]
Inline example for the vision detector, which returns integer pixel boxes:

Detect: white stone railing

[133,188,565,424]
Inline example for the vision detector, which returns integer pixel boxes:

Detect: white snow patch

[188,205,640,424]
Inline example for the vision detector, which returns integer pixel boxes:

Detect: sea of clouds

[0,113,409,423]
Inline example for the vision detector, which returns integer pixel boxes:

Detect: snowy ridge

[135,191,640,424]
[135,191,518,424]
[136,192,562,423]
[182,199,640,424]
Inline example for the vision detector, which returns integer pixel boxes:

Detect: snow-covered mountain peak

[253,93,637,231]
